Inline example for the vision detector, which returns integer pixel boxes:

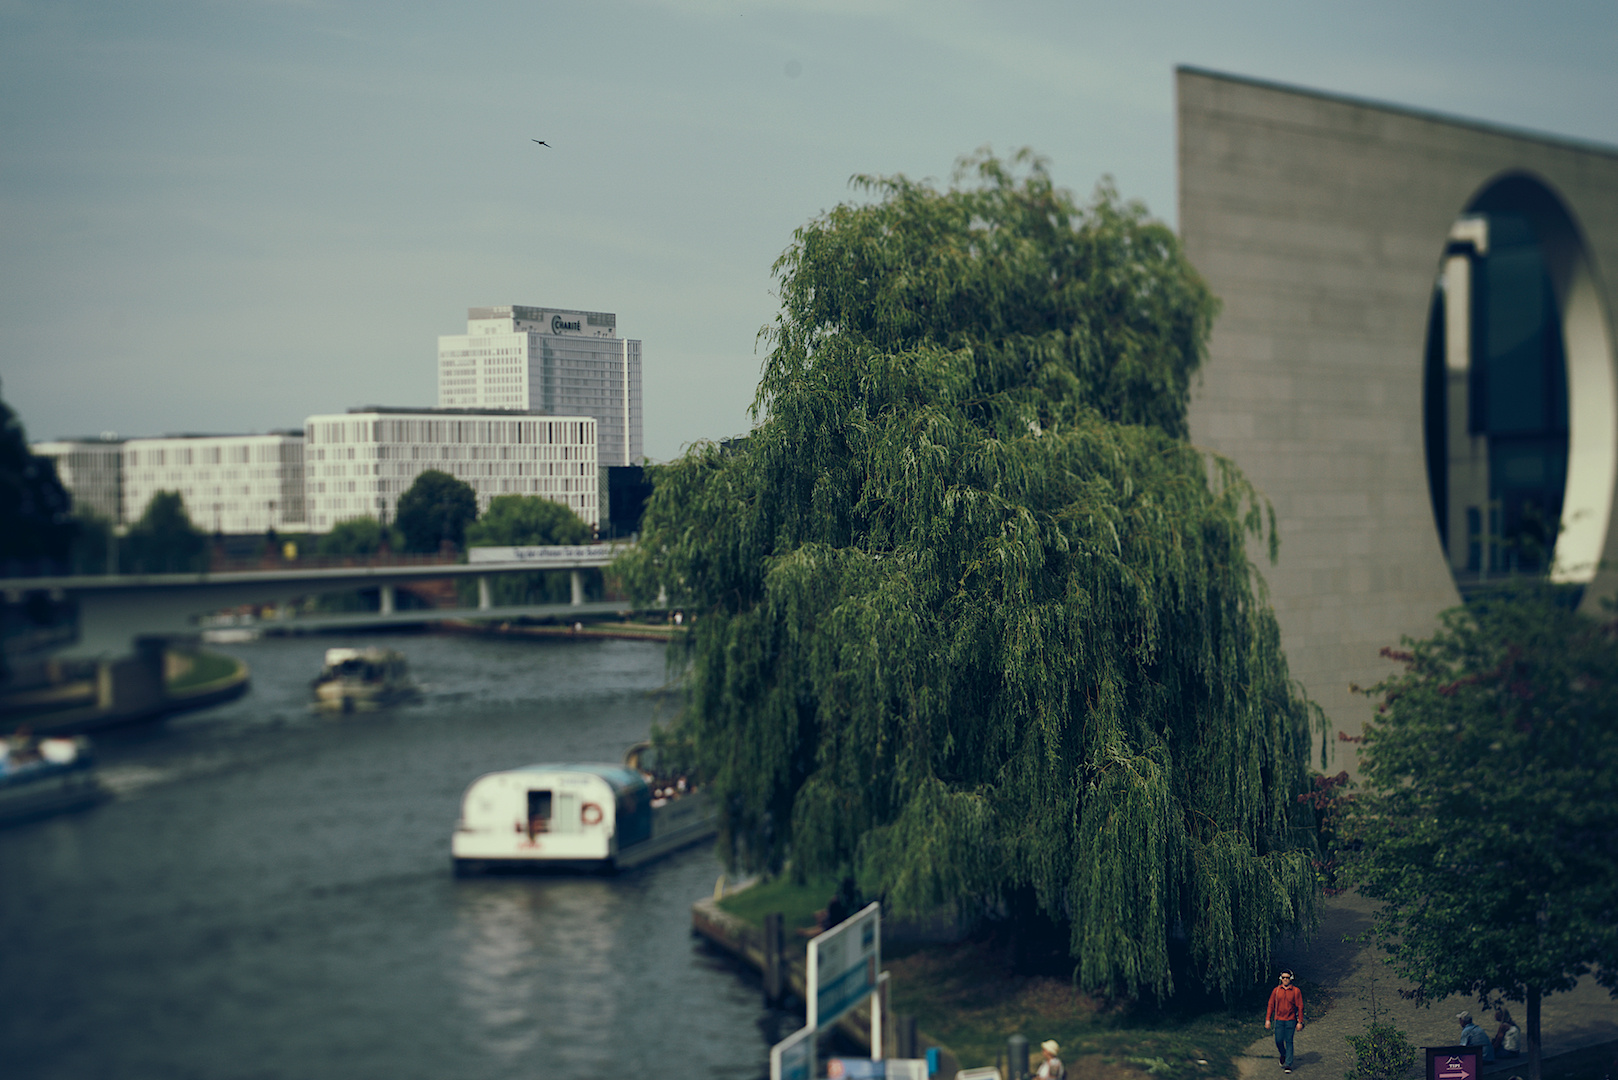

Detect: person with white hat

[1037,1039,1065,1080]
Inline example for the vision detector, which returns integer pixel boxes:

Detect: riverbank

[438,617,681,642]
[699,875,1618,1080]
[691,889,964,1078]
[2,647,250,736]
[692,876,1275,1080]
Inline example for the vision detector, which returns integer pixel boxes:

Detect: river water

[1,631,785,1080]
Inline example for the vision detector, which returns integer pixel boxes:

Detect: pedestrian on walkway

[1266,969,1305,1073]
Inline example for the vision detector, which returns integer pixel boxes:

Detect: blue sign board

[807,902,881,1031]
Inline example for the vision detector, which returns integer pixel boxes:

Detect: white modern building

[437,305,642,467]
[303,408,599,532]
[121,433,306,533]
[31,437,124,523]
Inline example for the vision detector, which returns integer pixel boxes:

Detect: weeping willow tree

[622,150,1323,1001]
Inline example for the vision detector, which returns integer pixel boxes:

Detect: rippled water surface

[1,632,782,1080]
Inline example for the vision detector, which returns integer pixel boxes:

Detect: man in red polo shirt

[1265,969,1305,1072]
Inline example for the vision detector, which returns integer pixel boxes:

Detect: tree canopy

[466,494,592,547]
[395,470,477,553]
[622,151,1323,1001]
[124,491,207,573]
[1344,588,1618,1080]
[0,381,75,571]
[318,515,403,557]
[465,494,596,604]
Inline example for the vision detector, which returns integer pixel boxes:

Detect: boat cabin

[452,763,652,868]
[318,647,406,683]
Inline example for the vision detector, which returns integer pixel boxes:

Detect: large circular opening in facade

[1423,173,1616,593]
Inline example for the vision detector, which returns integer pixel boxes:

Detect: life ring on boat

[581,802,603,826]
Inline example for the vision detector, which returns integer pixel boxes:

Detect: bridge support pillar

[380,585,395,615]
[570,569,584,606]
[477,576,491,611]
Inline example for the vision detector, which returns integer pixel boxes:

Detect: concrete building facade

[1177,67,1618,756]
[303,408,598,532]
[121,433,306,533]
[31,438,124,524]
[437,305,642,467]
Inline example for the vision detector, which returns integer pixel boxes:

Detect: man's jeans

[1274,1020,1297,1067]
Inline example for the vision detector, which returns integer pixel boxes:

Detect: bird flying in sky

[532,139,550,147]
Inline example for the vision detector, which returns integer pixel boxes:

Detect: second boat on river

[311,647,417,713]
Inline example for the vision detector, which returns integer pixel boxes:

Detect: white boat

[311,647,417,713]
[451,758,715,874]
[0,735,105,825]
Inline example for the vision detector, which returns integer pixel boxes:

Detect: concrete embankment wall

[690,896,961,1078]
[2,647,249,735]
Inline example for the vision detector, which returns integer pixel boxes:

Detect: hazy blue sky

[3,0,1615,461]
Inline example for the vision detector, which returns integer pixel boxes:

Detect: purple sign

[1426,1045,1483,1080]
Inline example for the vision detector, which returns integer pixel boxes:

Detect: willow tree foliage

[1344,589,1618,1080]
[623,151,1322,1000]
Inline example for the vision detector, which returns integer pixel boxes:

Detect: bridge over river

[4,544,660,656]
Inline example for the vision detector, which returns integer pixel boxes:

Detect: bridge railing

[206,550,464,574]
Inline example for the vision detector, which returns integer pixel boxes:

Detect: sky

[3,0,1615,463]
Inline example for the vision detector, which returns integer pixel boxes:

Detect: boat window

[553,792,578,835]
[615,785,653,848]
[527,790,552,837]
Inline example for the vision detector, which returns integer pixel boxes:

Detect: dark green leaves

[394,469,477,553]
[1346,589,1618,1015]
[622,152,1319,1001]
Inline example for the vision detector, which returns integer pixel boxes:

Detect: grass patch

[167,650,241,692]
[717,873,839,943]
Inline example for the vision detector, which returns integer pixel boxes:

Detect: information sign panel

[826,1059,885,1079]
[770,1023,813,1080]
[807,902,881,1031]
[1426,1045,1483,1080]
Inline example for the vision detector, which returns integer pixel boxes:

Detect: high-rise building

[121,433,306,532]
[30,437,124,523]
[437,305,642,467]
[303,408,598,532]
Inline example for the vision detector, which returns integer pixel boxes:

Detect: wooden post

[763,911,784,1006]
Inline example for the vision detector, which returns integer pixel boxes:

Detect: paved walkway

[1234,892,1618,1080]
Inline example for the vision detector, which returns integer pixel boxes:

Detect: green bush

[1344,1021,1416,1080]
